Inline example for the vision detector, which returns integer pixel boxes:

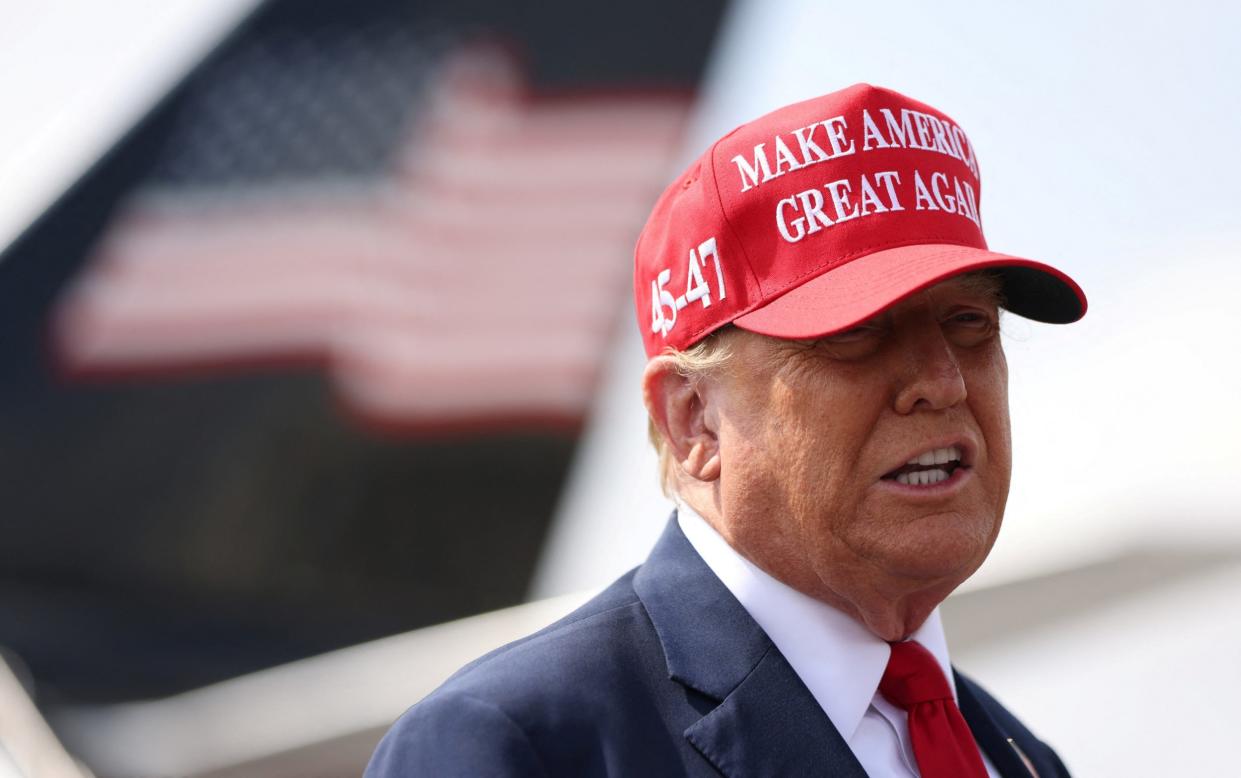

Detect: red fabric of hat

[633,83,1086,357]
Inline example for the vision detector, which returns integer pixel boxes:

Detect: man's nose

[892,326,967,414]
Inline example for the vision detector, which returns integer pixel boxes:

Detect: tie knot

[879,640,953,709]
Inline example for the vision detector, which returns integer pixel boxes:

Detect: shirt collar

[676,502,957,743]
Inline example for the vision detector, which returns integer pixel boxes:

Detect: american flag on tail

[53,43,690,430]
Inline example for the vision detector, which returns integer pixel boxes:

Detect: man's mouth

[881,445,965,486]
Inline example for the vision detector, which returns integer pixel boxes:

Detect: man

[367,84,1085,776]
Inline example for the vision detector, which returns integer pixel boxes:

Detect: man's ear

[642,357,721,482]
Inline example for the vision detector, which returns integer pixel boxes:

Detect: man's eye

[943,308,999,344]
[803,324,887,360]
[950,312,990,327]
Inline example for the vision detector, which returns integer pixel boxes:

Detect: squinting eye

[950,312,990,327]
[943,308,999,345]
[806,323,887,360]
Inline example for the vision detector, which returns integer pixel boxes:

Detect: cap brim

[732,243,1087,339]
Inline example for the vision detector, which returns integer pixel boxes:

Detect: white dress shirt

[677,503,1000,777]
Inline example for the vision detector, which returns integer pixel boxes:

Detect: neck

[815,584,951,641]
[677,492,955,642]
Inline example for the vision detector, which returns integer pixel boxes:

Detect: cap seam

[706,135,764,314]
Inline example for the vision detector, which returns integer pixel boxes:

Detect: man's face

[703,275,1011,624]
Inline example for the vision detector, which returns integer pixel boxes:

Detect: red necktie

[879,640,989,778]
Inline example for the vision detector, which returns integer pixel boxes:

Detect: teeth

[906,446,962,466]
[896,468,951,486]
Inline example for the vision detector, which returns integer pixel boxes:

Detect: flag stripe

[54,46,688,428]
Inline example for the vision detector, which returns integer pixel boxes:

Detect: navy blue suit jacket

[367,518,1070,777]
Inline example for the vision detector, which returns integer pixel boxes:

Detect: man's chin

[863,519,997,586]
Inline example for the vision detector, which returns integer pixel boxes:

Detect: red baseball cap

[634,83,1086,357]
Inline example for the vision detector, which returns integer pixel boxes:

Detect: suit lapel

[684,644,868,777]
[955,671,1039,778]
[634,517,866,778]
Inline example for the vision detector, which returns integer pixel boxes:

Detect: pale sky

[0,0,259,257]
